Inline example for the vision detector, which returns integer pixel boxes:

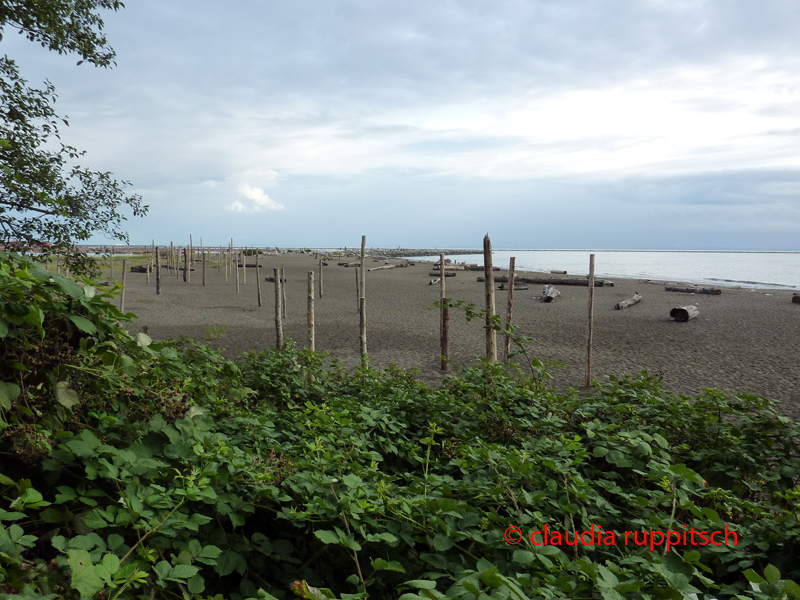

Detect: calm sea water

[407,251,800,291]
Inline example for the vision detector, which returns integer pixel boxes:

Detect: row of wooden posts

[107,234,599,385]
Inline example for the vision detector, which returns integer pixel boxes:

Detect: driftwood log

[550,270,567,275]
[429,278,440,285]
[615,292,643,310]
[478,276,612,287]
[368,264,401,272]
[670,305,699,322]
[498,283,529,291]
[130,265,152,273]
[665,285,721,295]
[429,271,456,277]
[793,294,800,304]
[264,276,287,283]
[543,284,561,302]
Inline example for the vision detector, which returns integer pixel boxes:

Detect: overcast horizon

[4,1,800,251]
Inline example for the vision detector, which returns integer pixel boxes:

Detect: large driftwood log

[264,276,287,283]
[478,276,612,287]
[550,270,567,275]
[433,265,466,271]
[429,271,456,277]
[543,284,561,302]
[793,294,800,304]
[130,265,152,273]
[670,305,699,322]
[368,264,400,272]
[498,283,529,290]
[665,285,721,295]
[615,292,643,310]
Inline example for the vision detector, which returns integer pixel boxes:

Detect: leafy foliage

[0,250,799,599]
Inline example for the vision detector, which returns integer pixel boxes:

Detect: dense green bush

[1,251,799,600]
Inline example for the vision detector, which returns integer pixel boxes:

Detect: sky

[3,0,800,250]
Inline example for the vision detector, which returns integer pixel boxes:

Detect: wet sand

[114,253,800,419]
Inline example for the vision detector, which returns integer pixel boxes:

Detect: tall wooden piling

[281,267,287,319]
[319,258,323,298]
[235,251,240,294]
[483,235,497,362]
[120,259,127,313]
[274,268,283,351]
[202,251,206,286]
[243,247,247,285]
[110,246,114,280]
[155,247,162,295]
[176,247,180,280]
[218,246,222,274]
[440,253,449,371]
[586,253,596,387]
[355,268,360,311]
[256,251,263,307]
[359,236,367,358]
[307,271,315,351]
[504,257,516,363]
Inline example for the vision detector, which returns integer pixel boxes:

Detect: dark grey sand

[115,254,800,419]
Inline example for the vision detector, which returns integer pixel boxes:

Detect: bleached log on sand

[543,284,561,302]
[429,271,456,277]
[670,305,699,322]
[665,285,721,295]
[550,270,567,275]
[478,276,612,287]
[429,278,440,285]
[368,264,400,272]
[615,292,643,310]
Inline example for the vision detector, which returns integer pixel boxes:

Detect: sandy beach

[112,252,800,420]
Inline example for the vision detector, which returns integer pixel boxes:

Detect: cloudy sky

[5,0,800,250]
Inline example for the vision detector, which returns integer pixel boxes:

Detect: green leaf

[83,285,96,299]
[187,574,205,594]
[0,381,21,409]
[168,564,200,581]
[135,332,152,347]
[743,569,766,584]
[0,318,8,338]
[215,550,247,576]
[68,549,105,597]
[107,534,124,551]
[314,529,340,545]
[431,533,454,552]
[68,314,97,334]
[763,564,780,585]
[784,580,800,599]
[371,558,406,573]
[403,580,437,590]
[55,381,80,408]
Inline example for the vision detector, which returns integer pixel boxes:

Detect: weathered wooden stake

[189,235,193,270]
[319,258,323,298]
[360,236,367,359]
[355,268,360,311]
[243,247,247,285]
[155,247,162,295]
[586,253,596,387]
[183,248,188,282]
[202,251,206,286]
[440,253,448,371]
[120,259,127,312]
[307,271,315,351]
[274,268,283,350]
[483,234,497,362]
[218,246,222,274]
[256,251,263,307]
[110,246,115,280]
[235,251,240,294]
[281,267,287,319]
[504,257,516,363]
[146,255,152,284]
[169,242,174,270]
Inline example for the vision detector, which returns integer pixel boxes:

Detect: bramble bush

[1,251,799,600]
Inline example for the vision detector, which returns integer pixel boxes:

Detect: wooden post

[110,246,114,280]
[281,267,287,318]
[155,247,162,295]
[202,251,206,286]
[319,258,323,298]
[176,246,180,279]
[235,251,240,293]
[274,268,283,350]
[504,257,515,363]
[586,253,596,387]
[169,242,173,271]
[483,234,497,362]
[440,253,448,371]
[183,248,188,282]
[307,271,315,351]
[120,259,127,312]
[355,268,360,311]
[187,238,191,283]
[146,255,152,284]
[256,251,263,307]
[360,236,366,359]
[218,246,222,274]
[243,247,247,285]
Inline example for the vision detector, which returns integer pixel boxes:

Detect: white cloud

[225,200,245,212]
[237,183,285,211]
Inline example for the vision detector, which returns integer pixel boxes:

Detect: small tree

[0,0,146,275]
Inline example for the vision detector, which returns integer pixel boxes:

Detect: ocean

[406,250,800,291]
